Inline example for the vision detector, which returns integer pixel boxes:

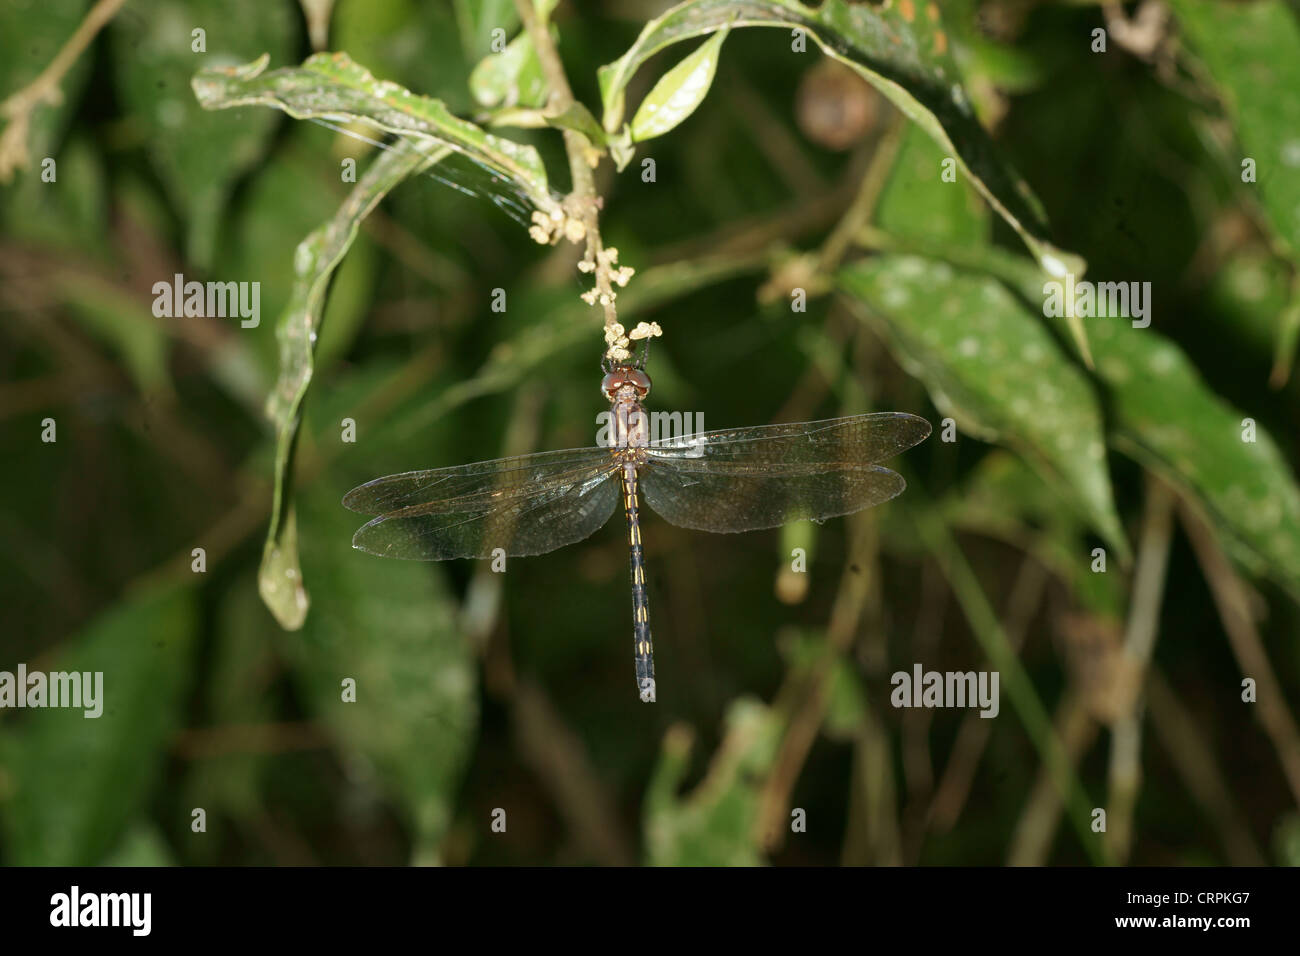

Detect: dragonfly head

[601,365,651,402]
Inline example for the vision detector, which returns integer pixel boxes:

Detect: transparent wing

[343,448,620,560]
[640,462,907,533]
[639,412,929,533]
[644,412,932,468]
[343,446,614,514]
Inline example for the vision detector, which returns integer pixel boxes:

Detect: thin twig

[513,0,624,331]
[814,112,905,275]
[754,511,879,851]
[725,79,826,198]
[512,680,636,866]
[756,114,904,306]
[910,496,1110,865]
[1180,500,1300,806]
[842,710,903,865]
[0,0,128,181]
[927,555,1049,833]
[1146,671,1266,865]
[1006,693,1099,866]
[1106,473,1175,864]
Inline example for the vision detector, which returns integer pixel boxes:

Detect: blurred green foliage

[1,0,1299,867]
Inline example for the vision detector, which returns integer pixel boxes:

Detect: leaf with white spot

[258,138,448,630]
[1170,0,1300,255]
[1169,0,1300,379]
[630,24,730,142]
[191,52,559,216]
[876,122,989,246]
[598,0,1086,296]
[1086,314,1300,601]
[840,255,1128,559]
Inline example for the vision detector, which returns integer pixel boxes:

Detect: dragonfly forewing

[346,451,620,560]
[645,411,931,466]
[343,446,617,515]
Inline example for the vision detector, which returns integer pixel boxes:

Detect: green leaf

[1085,314,1300,601]
[453,0,520,61]
[285,476,478,862]
[112,0,297,268]
[1170,0,1300,255]
[258,137,447,630]
[469,28,549,110]
[643,699,783,866]
[192,51,560,216]
[876,121,989,246]
[597,0,1084,283]
[465,0,562,108]
[863,239,1300,602]
[630,24,731,142]
[840,255,1128,559]
[0,584,196,866]
[1168,0,1300,383]
[1203,248,1293,358]
[1201,247,1298,384]
[487,100,607,147]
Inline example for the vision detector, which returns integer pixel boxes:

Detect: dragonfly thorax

[610,397,651,450]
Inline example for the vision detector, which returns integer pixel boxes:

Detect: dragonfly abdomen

[622,464,656,703]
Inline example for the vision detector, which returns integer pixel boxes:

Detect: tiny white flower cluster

[604,320,662,363]
[580,245,635,306]
[528,207,586,245]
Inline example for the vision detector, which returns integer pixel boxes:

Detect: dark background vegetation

[1,0,1298,866]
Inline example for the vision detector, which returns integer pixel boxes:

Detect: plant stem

[815,112,905,276]
[512,0,620,329]
[1181,499,1300,806]
[909,492,1111,865]
[1106,473,1175,864]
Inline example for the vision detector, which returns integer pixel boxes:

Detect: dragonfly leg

[622,466,656,703]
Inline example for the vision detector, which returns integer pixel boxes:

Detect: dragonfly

[343,364,931,703]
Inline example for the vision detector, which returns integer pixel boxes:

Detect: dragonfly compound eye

[600,370,625,399]
[601,366,651,400]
